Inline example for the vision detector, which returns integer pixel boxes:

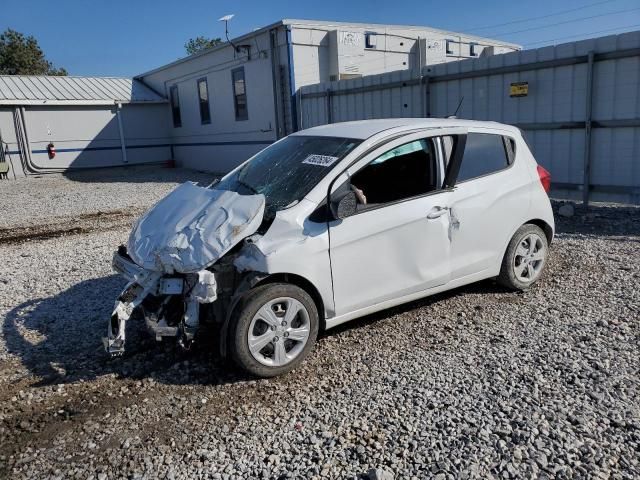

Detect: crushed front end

[103,182,266,356]
[105,246,219,355]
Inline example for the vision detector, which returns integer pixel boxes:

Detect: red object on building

[47,143,56,159]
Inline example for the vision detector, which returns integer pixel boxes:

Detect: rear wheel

[229,283,319,378]
[497,224,549,290]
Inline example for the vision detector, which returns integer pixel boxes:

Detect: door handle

[427,206,449,219]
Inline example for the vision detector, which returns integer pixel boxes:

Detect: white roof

[136,19,520,79]
[0,76,166,106]
[293,118,520,139]
[282,19,521,48]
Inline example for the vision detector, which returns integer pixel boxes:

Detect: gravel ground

[0,169,638,479]
[0,166,216,230]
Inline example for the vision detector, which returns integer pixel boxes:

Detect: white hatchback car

[107,119,554,377]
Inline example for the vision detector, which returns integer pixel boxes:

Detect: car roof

[292,118,519,140]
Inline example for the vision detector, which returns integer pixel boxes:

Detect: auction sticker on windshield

[302,154,340,167]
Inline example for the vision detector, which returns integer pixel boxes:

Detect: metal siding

[103,78,130,99]
[73,77,99,100]
[0,78,11,99]
[76,77,104,99]
[299,30,640,203]
[50,76,76,100]
[15,77,38,99]
[24,76,49,99]
[2,104,172,176]
[32,76,62,100]
[0,77,24,100]
[0,76,165,104]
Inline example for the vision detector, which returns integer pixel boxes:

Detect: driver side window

[350,138,439,209]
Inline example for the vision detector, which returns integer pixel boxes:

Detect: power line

[524,23,640,47]
[466,0,620,32]
[494,6,640,37]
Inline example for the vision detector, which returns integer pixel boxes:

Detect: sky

[2,0,639,77]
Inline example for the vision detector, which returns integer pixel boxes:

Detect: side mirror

[330,189,357,219]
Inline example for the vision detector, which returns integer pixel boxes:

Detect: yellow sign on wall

[510,82,529,97]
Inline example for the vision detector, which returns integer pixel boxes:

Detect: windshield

[214,135,361,220]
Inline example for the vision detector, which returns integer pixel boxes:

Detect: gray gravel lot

[0,168,639,479]
[0,166,216,230]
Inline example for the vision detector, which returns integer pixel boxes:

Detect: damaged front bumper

[104,250,218,356]
[105,183,266,357]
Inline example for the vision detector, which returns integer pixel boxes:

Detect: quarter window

[232,67,248,121]
[441,135,456,167]
[169,85,181,128]
[350,138,438,208]
[456,133,510,182]
[197,78,211,125]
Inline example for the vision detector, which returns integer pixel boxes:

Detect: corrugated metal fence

[299,31,640,204]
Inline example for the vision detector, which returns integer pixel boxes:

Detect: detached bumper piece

[104,251,217,357]
[104,271,161,356]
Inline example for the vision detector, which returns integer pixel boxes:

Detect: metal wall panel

[0,104,171,177]
[0,76,165,105]
[287,21,520,88]
[299,31,640,204]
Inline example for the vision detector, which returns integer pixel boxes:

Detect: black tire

[228,283,319,378]
[497,224,549,291]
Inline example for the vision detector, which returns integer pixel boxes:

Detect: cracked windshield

[214,135,361,219]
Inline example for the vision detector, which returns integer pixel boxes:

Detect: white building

[0,19,519,177]
[136,19,519,172]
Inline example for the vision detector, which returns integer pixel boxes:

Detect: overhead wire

[524,23,640,46]
[465,0,621,32]
[492,6,640,37]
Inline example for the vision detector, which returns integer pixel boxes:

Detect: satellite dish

[218,14,238,53]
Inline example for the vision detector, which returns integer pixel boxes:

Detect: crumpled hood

[128,182,265,273]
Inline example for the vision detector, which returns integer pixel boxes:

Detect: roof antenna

[219,14,237,52]
[447,96,464,119]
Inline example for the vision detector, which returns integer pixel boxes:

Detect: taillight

[537,165,551,194]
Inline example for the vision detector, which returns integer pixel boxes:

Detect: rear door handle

[427,206,449,219]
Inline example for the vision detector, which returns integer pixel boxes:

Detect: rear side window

[456,133,510,182]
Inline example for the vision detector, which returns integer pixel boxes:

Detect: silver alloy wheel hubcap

[247,297,311,367]
[513,233,546,282]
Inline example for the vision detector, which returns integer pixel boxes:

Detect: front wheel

[229,283,319,378]
[497,224,549,290]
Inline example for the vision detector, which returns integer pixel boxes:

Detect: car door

[327,131,454,317]
[442,128,529,280]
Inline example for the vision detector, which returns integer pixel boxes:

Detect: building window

[169,85,181,128]
[446,40,454,55]
[470,43,478,57]
[197,77,211,125]
[365,32,377,49]
[232,67,248,121]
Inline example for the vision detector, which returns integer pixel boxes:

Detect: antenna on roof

[218,14,238,52]
[447,96,464,119]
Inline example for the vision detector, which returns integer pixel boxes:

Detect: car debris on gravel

[0,168,638,479]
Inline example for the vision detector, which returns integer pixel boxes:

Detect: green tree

[185,36,223,55]
[0,29,67,75]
